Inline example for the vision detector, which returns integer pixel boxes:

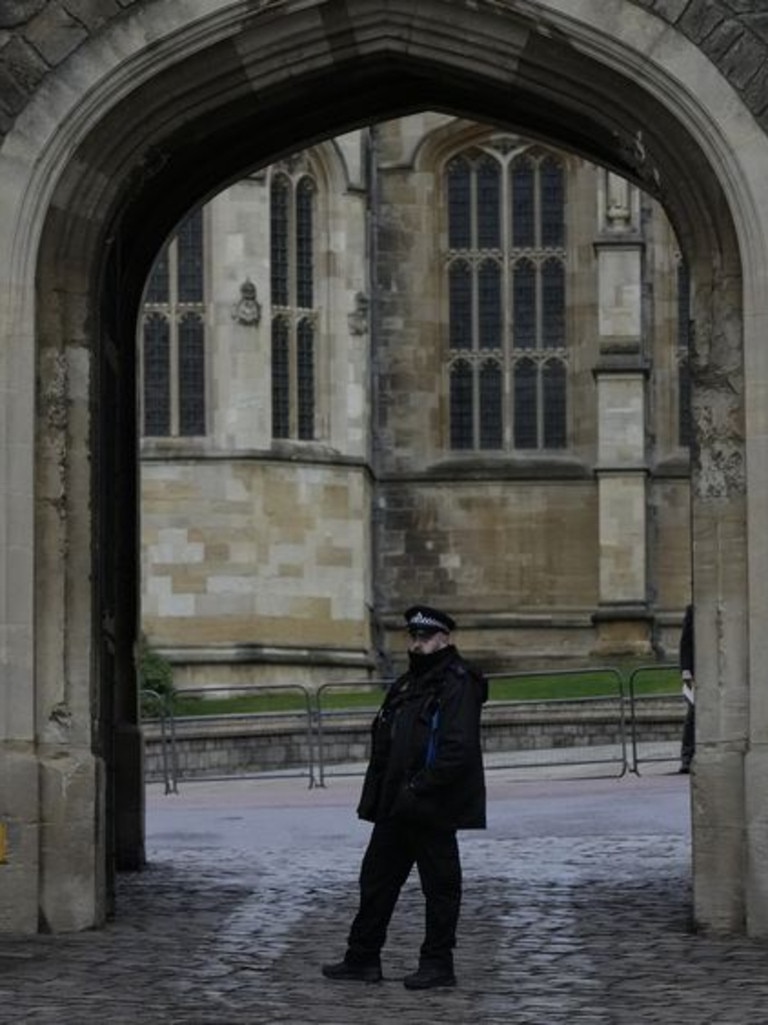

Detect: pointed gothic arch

[0,0,766,940]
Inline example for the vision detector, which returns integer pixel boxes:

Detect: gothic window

[297,318,315,441]
[511,157,535,247]
[447,145,568,451]
[476,158,501,248]
[479,359,503,449]
[143,313,171,437]
[540,157,565,248]
[478,259,502,348]
[296,179,314,309]
[449,260,472,349]
[513,358,538,449]
[271,317,290,438]
[677,258,692,449]
[177,211,204,302]
[542,359,567,448]
[178,313,206,437]
[140,207,207,437]
[449,360,474,450]
[270,176,290,306]
[145,250,169,303]
[270,170,317,441]
[542,258,565,348]
[447,159,471,249]
[512,356,567,449]
[512,258,536,349]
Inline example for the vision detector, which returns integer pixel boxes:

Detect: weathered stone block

[24,2,87,64]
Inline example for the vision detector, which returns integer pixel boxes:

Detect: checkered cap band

[408,611,444,630]
[404,605,456,633]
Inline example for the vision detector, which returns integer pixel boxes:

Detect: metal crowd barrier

[314,666,628,783]
[143,683,317,789]
[482,667,628,778]
[626,663,681,774]
[142,664,685,792]
[314,679,392,786]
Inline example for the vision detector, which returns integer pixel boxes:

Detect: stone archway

[2,0,768,937]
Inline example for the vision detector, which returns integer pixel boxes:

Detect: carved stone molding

[232,279,262,326]
[348,291,369,335]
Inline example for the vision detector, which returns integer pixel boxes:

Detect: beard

[408,645,449,674]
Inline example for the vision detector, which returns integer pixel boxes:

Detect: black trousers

[346,818,461,968]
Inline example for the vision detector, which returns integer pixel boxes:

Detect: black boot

[403,961,456,990]
[322,958,382,983]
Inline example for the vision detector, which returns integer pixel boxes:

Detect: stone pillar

[689,258,749,934]
[592,171,652,654]
[32,333,108,933]
[0,302,38,929]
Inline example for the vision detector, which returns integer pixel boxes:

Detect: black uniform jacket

[357,646,488,830]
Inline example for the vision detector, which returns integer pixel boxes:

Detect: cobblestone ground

[1,775,768,1024]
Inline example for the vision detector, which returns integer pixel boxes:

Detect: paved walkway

[2,770,768,1024]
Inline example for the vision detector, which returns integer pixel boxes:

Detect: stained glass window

[514,359,538,449]
[478,260,502,350]
[146,251,169,304]
[540,157,565,248]
[449,261,473,350]
[479,360,503,449]
[297,319,315,441]
[444,146,568,451]
[271,318,290,439]
[477,158,501,249]
[271,175,289,306]
[296,178,314,309]
[543,359,567,448]
[513,259,536,349]
[143,313,171,436]
[450,360,474,449]
[140,208,207,438]
[178,313,205,437]
[542,258,565,348]
[447,159,471,248]
[177,208,204,303]
[269,170,317,442]
[511,157,535,248]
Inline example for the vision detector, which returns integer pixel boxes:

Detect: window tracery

[140,207,207,438]
[446,146,568,451]
[270,169,317,441]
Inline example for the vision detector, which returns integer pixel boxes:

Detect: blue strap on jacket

[425,707,440,768]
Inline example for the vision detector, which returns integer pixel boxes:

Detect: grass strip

[143,665,680,718]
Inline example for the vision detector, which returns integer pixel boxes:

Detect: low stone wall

[143,695,685,782]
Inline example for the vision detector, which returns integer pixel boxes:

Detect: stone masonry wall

[3,1,768,152]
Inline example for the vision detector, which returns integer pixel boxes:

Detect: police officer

[322,605,487,990]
